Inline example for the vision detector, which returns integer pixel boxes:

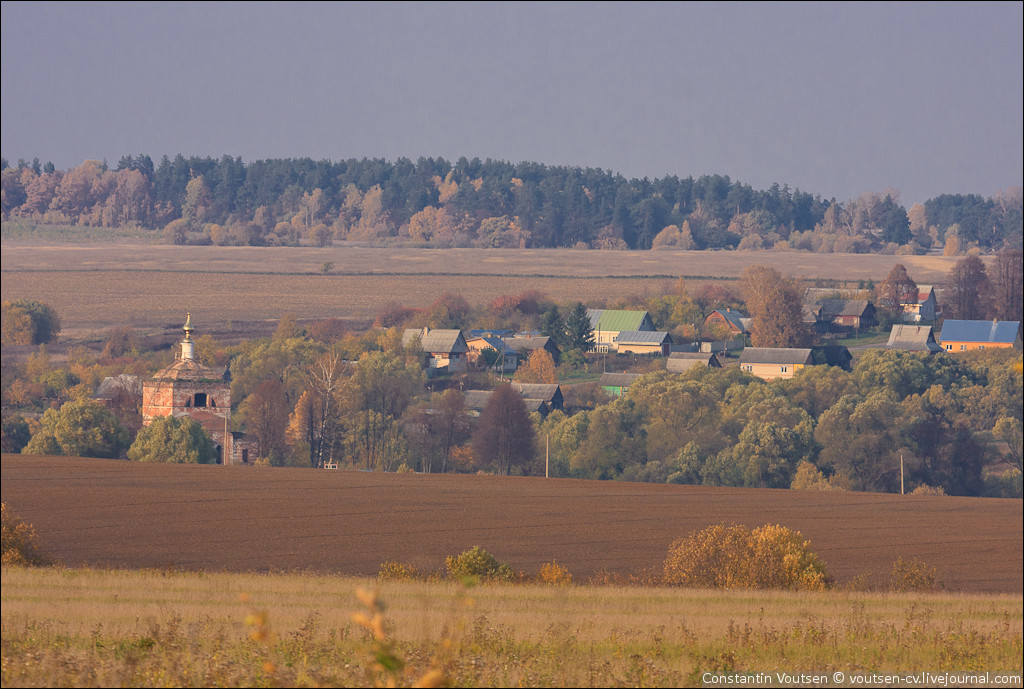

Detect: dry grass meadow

[0,243,964,332]
[2,565,1021,687]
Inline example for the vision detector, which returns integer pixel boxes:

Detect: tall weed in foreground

[663,523,828,591]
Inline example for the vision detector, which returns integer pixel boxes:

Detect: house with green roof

[586,309,654,352]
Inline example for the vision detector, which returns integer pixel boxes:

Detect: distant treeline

[2,155,1021,252]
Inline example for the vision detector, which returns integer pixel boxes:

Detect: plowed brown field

[3,454,1020,593]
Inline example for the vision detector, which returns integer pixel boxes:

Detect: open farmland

[2,454,1020,593]
[1,243,964,331]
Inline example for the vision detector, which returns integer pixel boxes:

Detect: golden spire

[183,312,194,340]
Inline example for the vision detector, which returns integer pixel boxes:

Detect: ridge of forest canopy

[1,155,1021,252]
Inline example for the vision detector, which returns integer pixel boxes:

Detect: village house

[703,308,750,336]
[402,326,469,373]
[803,289,877,332]
[599,372,640,397]
[464,334,518,374]
[503,334,561,365]
[666,351,722,374]
[141,314,257,465]
[511,383,564,412]
[899,285,939,323]
[939,320,1022,352]
[613,330,673,356]
[738,347,813,381]
[463,382,563,417]
[587,309,655,352]
[815,299,876,332]
[885,324,943,353]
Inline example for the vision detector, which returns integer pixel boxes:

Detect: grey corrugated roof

[939,320,1021,345]
[738,347,813,365]
[511,383,562,402]
[464,389,549,414]
[886,325,942,352]
[463,390,492,411]
[599,372,641,387]
[666,352,720,372]
[522,399,549,414]
[403,328,468,354]
[94,375,141,399]
[504,336,558,352]
[614,330,672,345]
[817,299,872,318]
[466,335,507,350]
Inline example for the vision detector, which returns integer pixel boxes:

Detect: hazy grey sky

[2,1,1021,207]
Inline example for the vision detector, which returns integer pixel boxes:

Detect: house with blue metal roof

[938,320,1021,351]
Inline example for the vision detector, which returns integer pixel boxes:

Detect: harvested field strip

[2,455,1020,593]
[0,270,686,327]
[1,243,966,282]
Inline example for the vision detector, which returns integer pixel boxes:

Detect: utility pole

[546,434,549,479]
[900,453,904,495]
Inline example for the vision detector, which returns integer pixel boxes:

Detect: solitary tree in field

[472,384,536,476]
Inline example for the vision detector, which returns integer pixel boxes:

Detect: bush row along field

[2,455,1021,593]
[1,565,1021,688]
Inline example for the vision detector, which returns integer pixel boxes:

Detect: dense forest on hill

[2,155,1021,253]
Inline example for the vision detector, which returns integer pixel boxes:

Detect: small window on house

[242,448,249,464]
[946,344,952,350]
[978,345,985,350]
[194,392,207,407]
[960,345,966,351]
[781,366,788,373]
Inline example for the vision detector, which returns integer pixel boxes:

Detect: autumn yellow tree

[515,349,557,384]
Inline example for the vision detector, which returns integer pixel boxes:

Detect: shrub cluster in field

[663,524,829,591]
[385,526,947,593]
[1,503,48,566]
